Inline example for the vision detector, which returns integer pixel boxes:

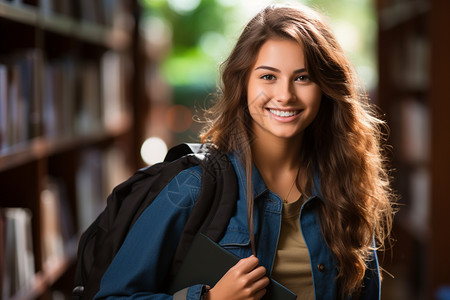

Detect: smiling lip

[266,108,302,123]
[268,108,301,117]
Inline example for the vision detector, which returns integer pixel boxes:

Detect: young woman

[94,4,395,300]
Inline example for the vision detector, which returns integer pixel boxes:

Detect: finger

[253,287,267,300]
[246,265,267,282]
[251,275,270,291]
[233,255,260,273]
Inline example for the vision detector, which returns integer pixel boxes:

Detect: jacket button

[317,263,325,272]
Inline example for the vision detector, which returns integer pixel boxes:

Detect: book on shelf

[0,210,5,299]
[8,63,22,149]
[40,0,72,17]
[76,146,131,233]
[101,51,128,130]
[1,207,35,300]
[101,146,132,198]
[43,54,129,139]
[40,182,65,271]
[42,56,77,138]
[407,167,430,240]
[392,99,430,164]
[76,149,105,233]
[0,0,38,8]
[0,49,42,155]
[37,0,131,29]
[102,0,120,28]
[390,32,429,91]
[5,0,23,5]
[78,0,104,25]
[0,51,131,155]
[40,177,76,272]
[0,64,7,154]
[75,61,102,135]
[79,0,130,28]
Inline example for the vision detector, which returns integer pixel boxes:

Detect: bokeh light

[140,137,168,165]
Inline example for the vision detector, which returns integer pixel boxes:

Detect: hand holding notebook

[207,254,269,299]
[169,233,297,300]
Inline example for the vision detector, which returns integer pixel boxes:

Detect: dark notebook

[169,233,297,300]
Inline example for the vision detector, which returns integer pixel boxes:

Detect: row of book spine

[0,146,131,299]
[0,0,130,29]
[0,49,128,155]
[389,31,429,91]
[390,98,431,240]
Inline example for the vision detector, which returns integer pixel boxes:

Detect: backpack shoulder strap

[168,146,238,285]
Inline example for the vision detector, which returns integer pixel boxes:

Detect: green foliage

[141,0,234,88]
[141,0,377,94]
[161,48,217,87]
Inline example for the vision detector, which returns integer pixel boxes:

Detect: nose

[274,79,294,103]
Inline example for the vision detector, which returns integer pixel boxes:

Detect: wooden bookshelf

[0,2,38,26]
[0,1,145,299]
[376,0,450,299]
[0,114,132,172]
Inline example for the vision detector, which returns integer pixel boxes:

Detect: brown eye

[261,74,276,80]
[296,75,310,82]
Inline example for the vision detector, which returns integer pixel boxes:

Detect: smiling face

[246,38,322,143]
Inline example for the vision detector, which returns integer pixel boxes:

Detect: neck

[251,134,303,181]
[251,134,303,203]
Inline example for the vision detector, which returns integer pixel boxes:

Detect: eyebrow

[254,65,307,74]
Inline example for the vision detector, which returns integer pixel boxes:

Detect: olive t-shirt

[271,197,315,299]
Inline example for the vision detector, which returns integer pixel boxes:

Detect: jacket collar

[227,152,268,200]
[227,152,322,201]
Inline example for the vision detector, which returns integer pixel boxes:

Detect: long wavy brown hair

[200,4,395,296]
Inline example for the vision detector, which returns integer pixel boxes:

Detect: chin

[273,131,303,140]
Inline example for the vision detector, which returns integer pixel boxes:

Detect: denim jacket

[94,153,381,300]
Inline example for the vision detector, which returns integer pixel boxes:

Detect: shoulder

[162,165,202,208]
[172,165,202,186]
[157,146,236,208]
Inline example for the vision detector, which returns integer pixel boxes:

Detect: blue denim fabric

[94,153,380,300]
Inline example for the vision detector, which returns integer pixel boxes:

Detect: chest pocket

[218,227,253,259]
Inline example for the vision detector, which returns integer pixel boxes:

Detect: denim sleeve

[173,284,206,300]
[186,285,207,300]
[94,166,203,300]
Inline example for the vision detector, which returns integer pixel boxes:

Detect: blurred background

[138,0,378,158]
[0,0,449,299]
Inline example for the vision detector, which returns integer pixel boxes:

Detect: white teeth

[269,109,299,117]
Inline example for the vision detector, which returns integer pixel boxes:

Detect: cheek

[247,79,259,101]
[247,82,267,109]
